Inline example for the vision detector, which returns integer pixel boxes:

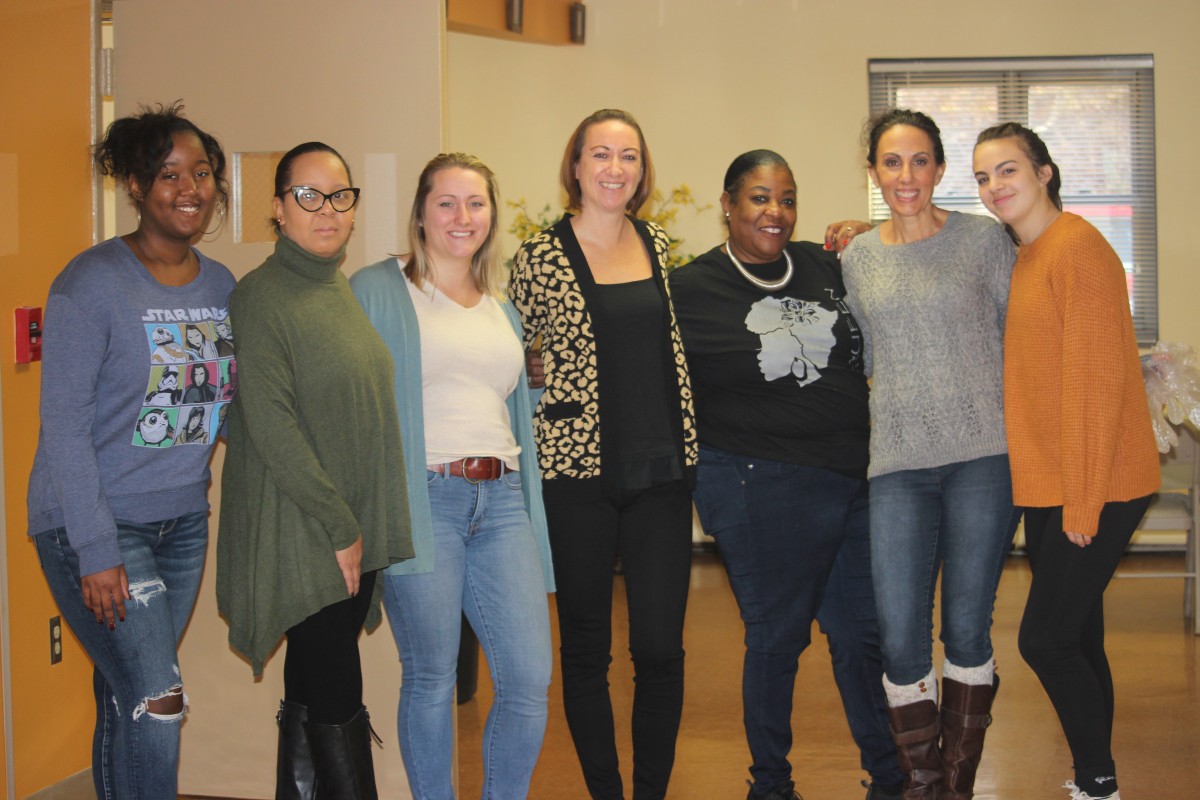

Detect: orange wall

[0,0,97,795]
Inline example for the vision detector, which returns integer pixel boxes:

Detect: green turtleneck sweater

[217,234,413,675]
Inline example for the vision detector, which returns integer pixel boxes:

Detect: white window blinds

[868,55,1157,344]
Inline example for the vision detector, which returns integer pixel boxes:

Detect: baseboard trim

[25,769,93,799]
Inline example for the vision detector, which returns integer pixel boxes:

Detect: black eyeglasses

[284,185,361,213]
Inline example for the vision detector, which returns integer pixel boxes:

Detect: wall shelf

[447,0,579,45]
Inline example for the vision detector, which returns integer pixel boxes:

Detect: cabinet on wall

[447,0,580,45]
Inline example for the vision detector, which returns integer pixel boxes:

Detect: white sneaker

[1064,780,1120,800]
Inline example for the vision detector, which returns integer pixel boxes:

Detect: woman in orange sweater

[972,123,1160,800]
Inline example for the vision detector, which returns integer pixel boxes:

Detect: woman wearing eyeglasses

[218,141,414,799]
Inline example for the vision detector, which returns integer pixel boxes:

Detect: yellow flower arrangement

[507,184,711,271]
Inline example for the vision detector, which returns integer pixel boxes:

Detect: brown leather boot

[939,675,999,799]
[887,699,942,799]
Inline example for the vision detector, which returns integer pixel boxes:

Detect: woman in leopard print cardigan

[510,109,697,800]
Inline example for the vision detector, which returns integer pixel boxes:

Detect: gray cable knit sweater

[841,211,1016,479]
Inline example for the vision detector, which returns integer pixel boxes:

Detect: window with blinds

[867,55,1157,344]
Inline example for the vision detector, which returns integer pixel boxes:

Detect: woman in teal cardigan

[351,152,554,800]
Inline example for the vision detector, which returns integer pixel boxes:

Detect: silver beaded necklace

[724,241,794,292]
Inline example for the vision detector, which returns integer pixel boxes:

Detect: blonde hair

[404,153,505,298]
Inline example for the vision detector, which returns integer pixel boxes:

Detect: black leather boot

[276,699,316,800]
[305,705,380,800]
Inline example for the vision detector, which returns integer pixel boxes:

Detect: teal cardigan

[350,258,555,590]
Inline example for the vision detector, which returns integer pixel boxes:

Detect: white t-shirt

[406,275,523,469]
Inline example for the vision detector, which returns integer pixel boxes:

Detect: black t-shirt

[668,241,869,478]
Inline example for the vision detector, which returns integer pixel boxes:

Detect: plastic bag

[1141,341,1200,452]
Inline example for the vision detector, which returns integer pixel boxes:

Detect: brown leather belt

[427,457,507,483]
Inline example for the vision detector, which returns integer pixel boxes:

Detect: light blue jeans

[384,469,552,800]
[34,511,208,800]
[868,455,1019,685]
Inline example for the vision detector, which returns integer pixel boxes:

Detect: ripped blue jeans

[34,511,207,800]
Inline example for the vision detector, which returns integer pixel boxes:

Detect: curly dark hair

[93,100,228,207]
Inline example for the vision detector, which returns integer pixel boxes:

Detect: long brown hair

[559,108,655,214]
[975,122,1063,243]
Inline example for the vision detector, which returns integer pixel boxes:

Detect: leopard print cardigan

[509,215,697,483]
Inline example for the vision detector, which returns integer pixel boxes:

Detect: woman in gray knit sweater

[839,109,1019,800]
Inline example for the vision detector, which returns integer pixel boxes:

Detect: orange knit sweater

[1004,213,1159,537]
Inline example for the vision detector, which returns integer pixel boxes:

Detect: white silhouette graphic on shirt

[745,297,837,386]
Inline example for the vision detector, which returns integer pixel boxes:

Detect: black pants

[1019,496,1151,795]
[283,570,378,725]
[544,479,693,800]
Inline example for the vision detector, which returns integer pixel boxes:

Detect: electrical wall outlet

[49,616,62,665]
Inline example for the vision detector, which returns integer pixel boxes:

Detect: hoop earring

[202,200,228,240]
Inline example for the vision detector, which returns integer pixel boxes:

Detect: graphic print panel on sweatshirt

[138,318,235,446]
[26,237,236,575]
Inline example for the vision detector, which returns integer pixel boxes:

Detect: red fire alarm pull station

[15,307,43,364]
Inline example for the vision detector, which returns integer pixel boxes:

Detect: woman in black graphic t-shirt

[669,150,903,800]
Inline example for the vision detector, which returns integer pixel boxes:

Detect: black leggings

[1018,496,1151,794]
[283,570,378,725]
[544,479,693,800]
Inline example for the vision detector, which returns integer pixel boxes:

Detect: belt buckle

[461,457,484,484]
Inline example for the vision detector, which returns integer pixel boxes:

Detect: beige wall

[111,1,444,796]
[15,0,1192,795]
[112,0,446,275]
[446,0,1200,348]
